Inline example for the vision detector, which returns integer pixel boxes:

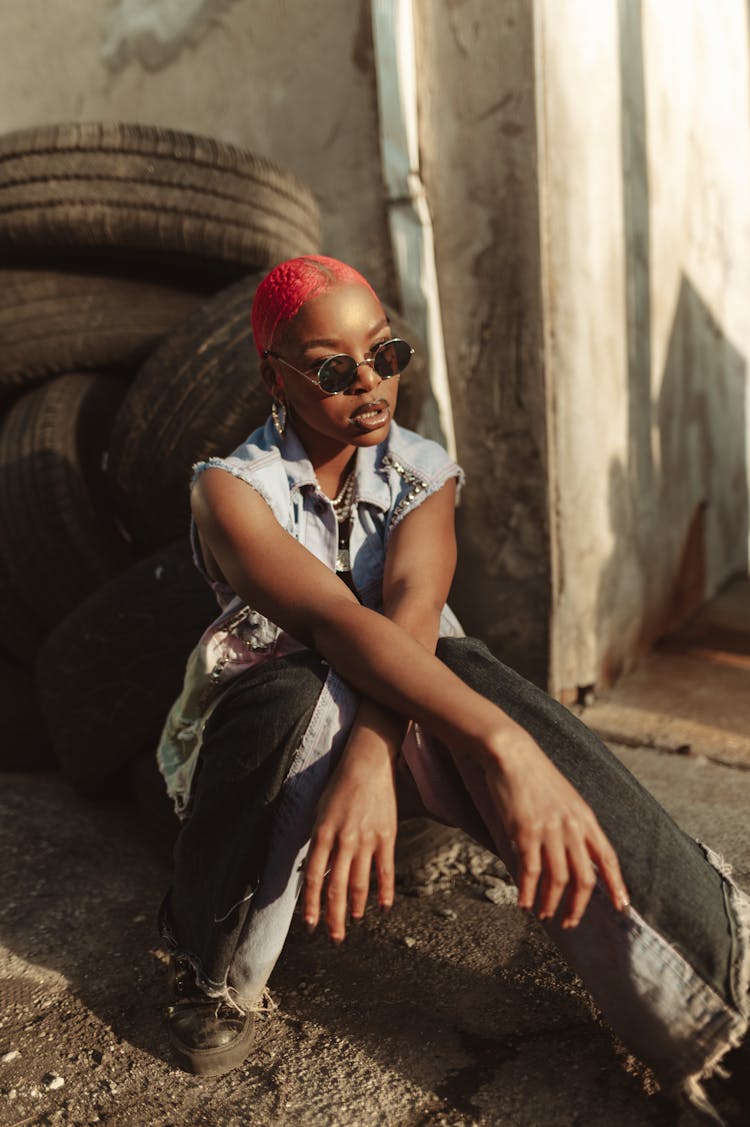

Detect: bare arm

[303,481,458,937]
[192,471,629,933]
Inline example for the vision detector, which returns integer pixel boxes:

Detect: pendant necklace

[327,468,356,573]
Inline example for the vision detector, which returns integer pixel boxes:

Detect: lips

[350,398,391,431]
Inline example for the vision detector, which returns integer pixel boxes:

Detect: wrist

[475,719,528,776]
[343,722,401,771]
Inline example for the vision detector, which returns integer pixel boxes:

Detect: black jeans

[161,636,748,1102]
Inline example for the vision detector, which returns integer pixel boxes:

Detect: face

[261,283,399,463]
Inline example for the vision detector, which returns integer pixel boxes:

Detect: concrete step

[580,574,750,768]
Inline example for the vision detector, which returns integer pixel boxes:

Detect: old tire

[35,538,217,789]
[0,122,321,282]
[107,274,428,550]
[130,754,180,856]
[0,269,205,393]
[0,650,56,770]
[0,551,42,663]
[0,372,131,628]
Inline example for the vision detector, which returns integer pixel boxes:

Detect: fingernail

[619,895,630,912]
[379,901,393,912]
[304,919,316,934]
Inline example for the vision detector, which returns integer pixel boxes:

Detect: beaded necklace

[324,467,356,573]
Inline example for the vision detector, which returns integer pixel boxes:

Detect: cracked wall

[416,0,551,685]
[539,0,750,695]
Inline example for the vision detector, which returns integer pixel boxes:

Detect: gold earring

[272,400,287,438]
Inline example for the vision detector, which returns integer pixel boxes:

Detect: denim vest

[156,416,464,813]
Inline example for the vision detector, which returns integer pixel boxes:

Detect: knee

[436,635,508,690]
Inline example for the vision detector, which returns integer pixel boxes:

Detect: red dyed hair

[251,255,377,356]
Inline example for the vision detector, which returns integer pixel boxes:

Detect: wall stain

[102,0,242,72]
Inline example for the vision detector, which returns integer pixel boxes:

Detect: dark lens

[373,338,412,379]
[317,354,358,394]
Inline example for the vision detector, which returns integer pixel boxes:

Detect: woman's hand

[483,730,630,929]
[303,727,398,942]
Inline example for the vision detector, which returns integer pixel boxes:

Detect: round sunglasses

[264,337,414,396]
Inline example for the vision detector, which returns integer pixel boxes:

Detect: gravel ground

[2,744,747,1127]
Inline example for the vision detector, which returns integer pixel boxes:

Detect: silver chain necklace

[323,467,356,572]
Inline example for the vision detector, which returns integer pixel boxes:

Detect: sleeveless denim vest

[157,417,464,813]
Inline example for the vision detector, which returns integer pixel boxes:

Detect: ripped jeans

[160,637,750,1113]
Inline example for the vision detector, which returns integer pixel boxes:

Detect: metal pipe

[371,0,457,456]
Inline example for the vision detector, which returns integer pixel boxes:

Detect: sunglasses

[264,337,414,396]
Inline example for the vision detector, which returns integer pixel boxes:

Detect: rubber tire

[35,538,217,790]
[0,122,321,282]
[0,648,56,770]
[0,372,132,628]
[0,269,205,393]
[130,753,180,857]
[107,274,429,551]
[0,550,42,663]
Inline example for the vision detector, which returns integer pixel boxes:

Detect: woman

[157,255,748,1121]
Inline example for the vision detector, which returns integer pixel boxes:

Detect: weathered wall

[0,0,395,296]
[0,0,552,683]
[539,0,750,695]
[416,0,551,685]
[6,0,745,695]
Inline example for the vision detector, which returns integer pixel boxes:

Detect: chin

[350,420,392,445]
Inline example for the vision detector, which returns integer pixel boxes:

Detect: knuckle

[561,811,581,834]
[516,826,540,850]
[524,816,543,836]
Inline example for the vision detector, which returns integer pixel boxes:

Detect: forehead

[283,284,386,350]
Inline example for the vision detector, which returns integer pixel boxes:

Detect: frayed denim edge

[669,843,750,1125]
[158,900,272,1017]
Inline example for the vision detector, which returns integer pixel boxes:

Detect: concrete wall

[4,0,748,695]
[0,0,395,297]
[416,0,551,685]
[0,0,554,685]
[539,0,750,695]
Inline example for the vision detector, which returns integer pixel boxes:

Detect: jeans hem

[666,845,750,1125]
[158,896,268,1015]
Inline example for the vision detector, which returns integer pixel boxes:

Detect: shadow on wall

[596,276,749,684]
[591,1,750,686]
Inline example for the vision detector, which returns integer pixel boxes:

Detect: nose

[351,357,381,392]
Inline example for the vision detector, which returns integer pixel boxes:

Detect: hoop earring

[272,399,287,438]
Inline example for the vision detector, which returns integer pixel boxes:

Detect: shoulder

[383,421,460,481]
[191,416,291,525]
[380,421,464,529]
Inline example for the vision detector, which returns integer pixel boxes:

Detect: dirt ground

[3,738,747,1127]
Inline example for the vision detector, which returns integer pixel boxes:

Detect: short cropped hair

[251,255,377,356]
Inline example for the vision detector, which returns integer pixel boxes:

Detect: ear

[260,356,285,401]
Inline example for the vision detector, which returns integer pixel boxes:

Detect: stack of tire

[0,122,426,840]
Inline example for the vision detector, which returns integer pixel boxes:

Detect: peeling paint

[101,0,241,71]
